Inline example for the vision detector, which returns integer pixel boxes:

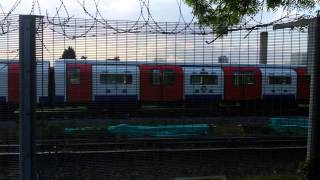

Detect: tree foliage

[61,46,76,59]
[184,0,316,35]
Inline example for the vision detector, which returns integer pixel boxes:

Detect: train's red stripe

[296,67,310,100]
[8,63,19,103]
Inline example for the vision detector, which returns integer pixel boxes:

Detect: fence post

[307,16,320,179]
[19,15,38,180]
[259,32,268,64]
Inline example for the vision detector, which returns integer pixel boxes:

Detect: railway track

[0,104,309,121]
[0,136,307,155]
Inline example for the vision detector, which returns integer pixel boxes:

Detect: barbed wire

[0,0,316,42]
[0,0,314,65]
[0,0,20,36]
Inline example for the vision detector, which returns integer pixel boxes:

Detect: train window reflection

[68,68,81,85]
[190,75,217,85]
[269,76,291,85]
[151,69,161,85]
[233,71,255,86]
[163,69,176,86]
[100,74,132,84]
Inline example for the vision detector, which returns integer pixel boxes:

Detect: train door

[224,67,261,101]
[67,64,92,102]
[140,65,183,102]
[161,66,183,101]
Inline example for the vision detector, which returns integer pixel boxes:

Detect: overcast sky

[1,0,195,22]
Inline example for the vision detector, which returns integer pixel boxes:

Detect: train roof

[54,59,307,69]
[0,59,307,69]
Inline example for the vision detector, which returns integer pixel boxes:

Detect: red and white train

[0,59,310,113]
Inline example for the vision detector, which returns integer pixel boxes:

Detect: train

[0,59,310,115]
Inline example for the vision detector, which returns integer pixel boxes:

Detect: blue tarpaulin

[268,117,308,134]
[107,124,209,137]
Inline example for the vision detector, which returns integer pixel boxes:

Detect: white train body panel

[36,61,50,103]
[54,60,67,102]
[183,66,224,102]
[0,64,8,103]
[260,68,297,100]
[92,64,139,102]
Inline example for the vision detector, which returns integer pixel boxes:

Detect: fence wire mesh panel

[0,14,313,179]
[0,14,20,179]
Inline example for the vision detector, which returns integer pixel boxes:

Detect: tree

[184,0,316,35]
[61,46,76,59]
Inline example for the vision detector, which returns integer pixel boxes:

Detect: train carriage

[54,59,140,106]
[0,59,311,115]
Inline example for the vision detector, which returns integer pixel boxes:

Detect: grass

[213,123,246,137]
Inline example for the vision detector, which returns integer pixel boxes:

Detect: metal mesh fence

[0,14,312,179]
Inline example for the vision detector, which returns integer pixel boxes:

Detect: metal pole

[307,16,320,179]
[19,15,37,180]
[259,32,268,64]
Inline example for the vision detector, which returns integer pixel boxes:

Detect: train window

[233,71,255,86]
[163,69,176,86]
[68,68,80,85]
[151,69,161,85]
[100,74,132,84]
[269,76,291,85]
[190,75,217,85]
